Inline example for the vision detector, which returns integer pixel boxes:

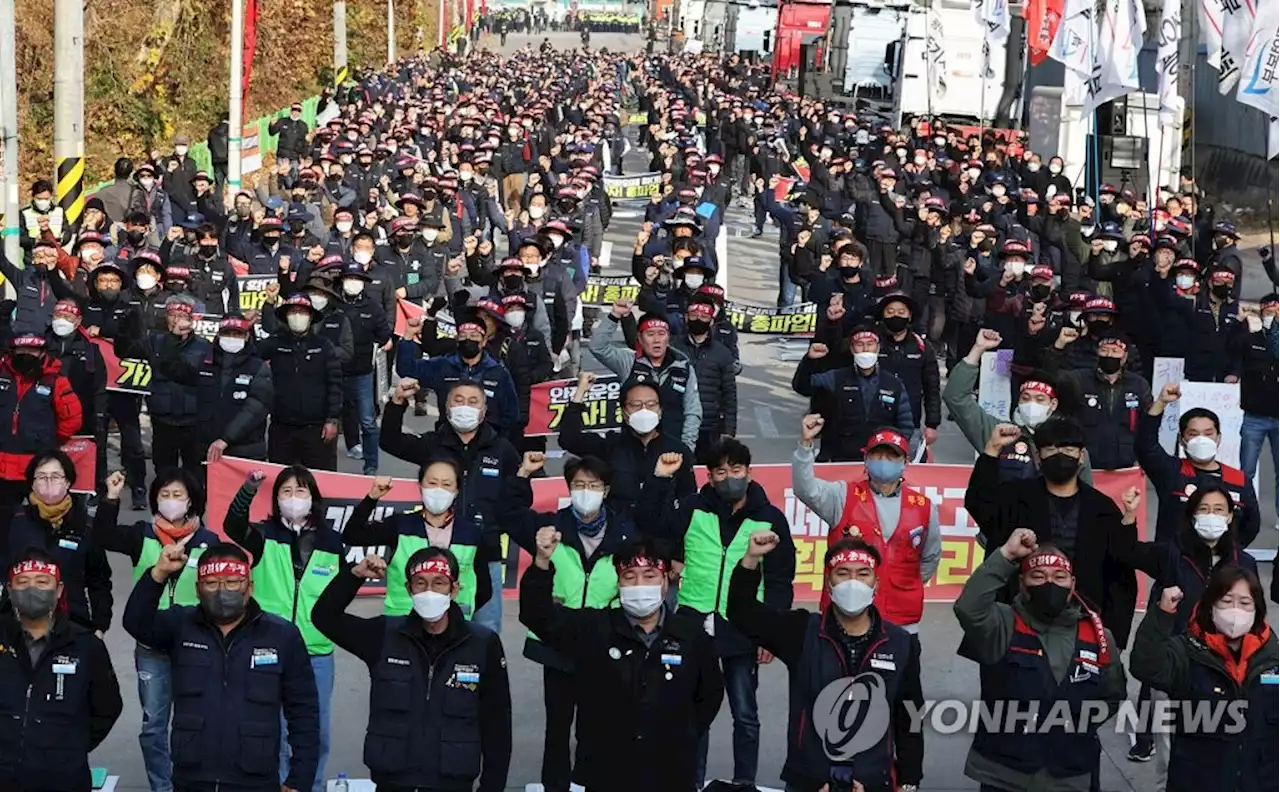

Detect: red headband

[167,302,195,316]
[827,549,878,571]
[53,300,81,317]
[197,559,250,579]
[10,559,60,581]
[851,330,879,345]
[1021,380,1056,399]
[638,317,670,334]
[1098,337,1127,351]
[615,554,669,573]
[687,302,715,319]
[219,317,252,333]
[456,321,485,337]
[408,557,456,581]
[1021,553,1072,575]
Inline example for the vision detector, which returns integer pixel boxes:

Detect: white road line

[753,404,781,438]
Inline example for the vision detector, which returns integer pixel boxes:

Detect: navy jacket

[396,342,520,436]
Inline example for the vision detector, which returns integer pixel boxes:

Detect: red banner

[88,336,152,394]
[243,0,259,98]
[1023,0,1064,66]
[526,375,623,436]
[207,458,1148,604]
[63,437,97,494]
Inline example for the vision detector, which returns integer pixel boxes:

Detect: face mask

[1185,435,1218,463]
[264,235,280,249]
[1040,453,1080,484]
[866,458,905,483]
[11,585,58,620]
[459,170,474,181]
[1212,284,1232,299]
[529,206,546,219]
[34,198,51,212]
[1068,310,1082,326]
[309,294,329,311]
[31,471,67,504]
[1007,261,1026,277]
[12,354,42,377]
[619,584,664,618]
[127,230,147,246]
[278,496,312,523]
[684,273,705,290]
[1103,240,1119,253]
[853,351,879,370]
[219,336,246,354]
[448,404,482,432]
[51,318,76,337]
[829,579,875,616]
[1014,401,1052,429]
[627,408,661,434]
[175,145,189,156]
[286,313,312,334]
[895,148,907,160]
[353,250,373,265]
[1029,284,1052,301]
[395,235,414,249]
[1193,513,1229,542]
[1049,163,1062,174]
[1264,315,1275,329]
[1175,274,1197,290]
[200,589,247,624]
[1093,355,1123,375]
[336,221,354,234]
[570,489,604,517]
[967,168,982,181]
[1027,162,1041,172]
[504,310,526,329]
[882,315,910,334]
[139,178,155,191]
[548,235,564,250]
[457,339,482,359]
[688,319,711,336]
[1212,606,1254,639]
[412,590,452,622]
[713,475,749,503]
[423,229,440,243]
[198,244,218,258]
[79,248,99,263]
[343,279,366,297]
[157,497,190,521]
[1024,582,1072,621]
[421,487,456,515]
[97,287,120,302]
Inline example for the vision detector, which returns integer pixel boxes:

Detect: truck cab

[771,0,832,81]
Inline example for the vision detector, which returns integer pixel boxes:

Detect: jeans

[342,372,379,473]
[473,560,503,634]
[279,652,334,792]
[695,653,760,785]
[1241,413,1278,511]
[136,645,173,792]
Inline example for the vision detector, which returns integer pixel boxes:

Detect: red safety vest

[823,480,931,626]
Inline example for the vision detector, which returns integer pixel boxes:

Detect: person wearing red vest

[1137,383,1262,545]
[0,334,83,509]
[791,415,941,632]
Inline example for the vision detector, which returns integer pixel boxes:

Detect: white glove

[553,348,571,372]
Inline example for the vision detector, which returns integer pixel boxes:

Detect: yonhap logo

[812,673,892,760]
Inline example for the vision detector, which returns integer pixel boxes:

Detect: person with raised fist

[519,533,722,792]
[954,531,1126,792]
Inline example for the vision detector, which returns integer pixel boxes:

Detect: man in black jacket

[259,295,344,470]
[45,299,108,495]
[270,104,310,166]
[207,118,229,194]
[671,300,738,464]
[1,240,67,335]
[312,546,511,792]
[335,262,392,474]
[520,532,723,792]
[0,548,123,792]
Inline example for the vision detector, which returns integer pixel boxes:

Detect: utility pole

[439,0,447,49]
[388,0,397,64]
[334,0,349,88]
[228,0,244,198]
[0,0,19,267]
[53,0,84,226]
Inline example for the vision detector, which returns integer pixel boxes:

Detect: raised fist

[1055,327,1080,349]
[535,526,562,561]
[611,298,635,319]
[974,329,1002,352]
[1159,383,1181,404]
[807,342,828,359]
[352,554,388,580]
[519,451,546,477]
[655,452,684,478]
[985,423,1021,456]
[1158,586,1184,615]
[1000,527,1038,561]
[368,476,394,500]
[105,471,126,501]
[801,413,825,443]
[964,257,977,276]
[745,530,780,557]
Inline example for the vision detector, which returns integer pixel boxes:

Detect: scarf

[154,516,199,545]
[576,507,607,538]
[1190,612,1273,685]
[32,495,73,528]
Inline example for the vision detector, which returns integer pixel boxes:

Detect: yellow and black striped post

[56,153,84,225]
[335,64,349,88]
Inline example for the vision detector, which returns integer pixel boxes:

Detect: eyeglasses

[33,474,67,485]
[1041,446,1083,459]
[570,482,606,492]
[198,579,248,592]
[625,400,660,411]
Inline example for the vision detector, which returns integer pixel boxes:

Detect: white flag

[972,0,1011,80]
[1201,0,1225,70]
[926,12,949,103]
[1050,0,1095,77]
[1219,0,1258,93]
[1236,0,1279,119]
[1083,0,1146,117]
[1155,0,1185,123]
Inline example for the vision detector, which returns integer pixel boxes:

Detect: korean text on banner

[207,459,1147,603]
[602,172,663,201]
[526,375,623,436]
[978,349,1014,421]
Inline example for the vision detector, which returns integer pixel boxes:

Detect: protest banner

[723,301,818,335]
[393,299,457,339]
[89,336,152,394]
[526,374,623,436]
[236,274,280,313]
[579,275,640,308]
[1160,381,1246,469]
[63,437,97,493]
[207,458,1147,603]
[978,349,1014,420]
[602,171,663,201]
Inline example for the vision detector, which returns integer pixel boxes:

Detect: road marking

[753,405,781,439]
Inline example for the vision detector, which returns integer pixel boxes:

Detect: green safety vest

[385,537,478,619]
[132,536,206,610]
[252,539,342,655]
[677,510,766,616]
[528,543,618,642]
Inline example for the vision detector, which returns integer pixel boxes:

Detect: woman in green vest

[343,455,493,619]
[223,465,343,792]
[94,465,220,792]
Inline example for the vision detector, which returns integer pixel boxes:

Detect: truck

[770,0,832,80]
[725,0,778,58]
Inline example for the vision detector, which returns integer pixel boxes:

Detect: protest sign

[236,274,280,313]
[89,337,152,394]
[1151,356,1186,454]
[579,276,640,308]
[526,375,623,435]
[723,301,818,335]
[1165,382,1246,468]
[603,172,663,201]
[978,349,1014,421]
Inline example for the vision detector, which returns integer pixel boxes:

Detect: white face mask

[1068,310,1082,326]
[1007,261,1027,277]
[1265,315,1276,329]
[448,404,482,432]
[1103,240,1119,253]
[618,584,664,618]
[423,229,440,242]
[1176,273,1197,290]
[1014,401,1052,429]
[286,313,312,333]
[157,497,190,522]
[1184,435,1218,463]
[684,273,704,290]
[336,221,354,234]
[529,206,546,220]
[136,273,159,291]
[309,294,329,312]
[80,248,99,263]
[548,234,564,250]
[1212,606,1254,639]
[34,198,51,212]
[1027,162,1041,172]
[853,351,879,370]
[412,590,451,622]
[342,279,366,296]
[967,168,982,181]
[459,170,474,181]
[1193,513,1229,541]
[278,496,312,522]
[1049,163,1062,174]
[219,336,246,354]
[627,408,661,434]
[570,489,604,517]
[51,319,76,337]
[829,579,875,616]
[421,487,456,515]
[139,178,155,191]
[353,250,373,265]
[991,185,1008,198]
[505,310,526,328]
[913,156,926,167]
[175,145,188,157]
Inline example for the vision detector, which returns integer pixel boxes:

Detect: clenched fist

[1000,528,1038,561]
[1055,327,1080,349]
[535,526,562,563]
[368,476,394,500]
[1158,586,1184,615]
[519,452,546,478]
[352,554,388,580]
[807,343,829,359]
[654,452,684,478]
[800,414,825,444]
[985,423,1021,456]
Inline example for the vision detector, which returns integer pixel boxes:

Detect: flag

[1236,0,1279,120]
[1219,0,1258,93]
[242,0,259,98]
[1201,0,1225,70]
[1083,0,1146,117]
[1155,0,1184,123]
[926,10,949,103]
[1050,0,1095,77]
[972,0,1011,80]
[1025,0,1065,66]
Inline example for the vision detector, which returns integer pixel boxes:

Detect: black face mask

[98,287,120,302]
[199,589,247,624]
[126,230,146,246]
[1086,319,1111,338]
[1029,284,1052,301]
[979,239,996,252]
[11,353,42,377]
[395,235,413,249]
[1040,452,1080,484]
[457,339,482,359]
[1211,284,1232,299]
[289,221,306,234]
[882,315,910,334]
[1097,356,1123,375]
[839,265,861,280]
[263,235,281,248]
[688,319,711,335]
[199,245,218,259]
[501,275,524,292]
[1024,582,1072,622]
[422,189,438,202]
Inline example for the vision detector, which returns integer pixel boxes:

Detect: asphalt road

[87,31,1278,792]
